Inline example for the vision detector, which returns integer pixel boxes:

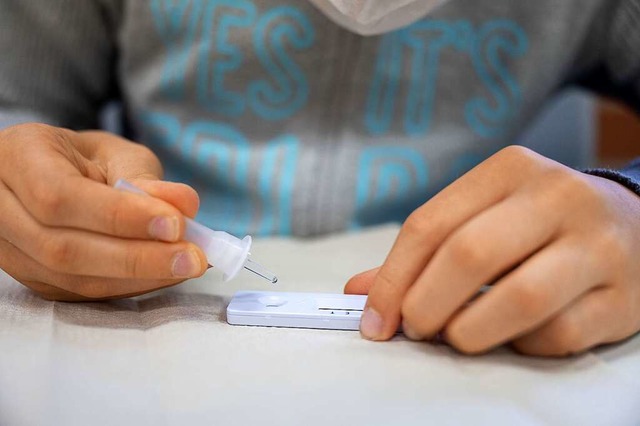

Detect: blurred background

[597,98,640,167]
[517,90,640,170]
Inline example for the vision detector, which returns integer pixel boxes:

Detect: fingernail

[172,250,201,278]
[402,321,422,341]
[149,216,179,242]
[360,308,384,340]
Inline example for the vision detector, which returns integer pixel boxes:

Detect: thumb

[344,267,380,295]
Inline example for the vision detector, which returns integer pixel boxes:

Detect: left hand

[345,146,640,356]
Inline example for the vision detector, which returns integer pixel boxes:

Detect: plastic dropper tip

[244,258,278,284]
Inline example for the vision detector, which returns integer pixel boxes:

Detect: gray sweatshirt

[1,0,639,237]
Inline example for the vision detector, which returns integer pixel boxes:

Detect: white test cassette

[226,291,367,331]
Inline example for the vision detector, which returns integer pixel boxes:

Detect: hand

[0,123,208,301]
[345,146,640,357]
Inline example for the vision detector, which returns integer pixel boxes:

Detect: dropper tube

[243,259,278,284]
[114,179,278,283]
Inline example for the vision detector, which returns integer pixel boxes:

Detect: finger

[511,288,630,357]
[0,238,184,300]
[0,237,45,284]
[344,267,380,295]
[401,192,559,341]
[5,171,187,243]
[443,239,605,354]
[0,186,208,280]
[0,237,103,301]
[130,179,200,219]
[28,276,187,301]
[1,129,185,242]
[38,231,207,280]
[24,279,101,302]
[360,146,536,340]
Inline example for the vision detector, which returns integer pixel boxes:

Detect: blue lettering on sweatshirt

[151,0,314,119]
[365,19,528,138]
[147,2,529,234]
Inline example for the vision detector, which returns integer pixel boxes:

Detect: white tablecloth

[1,225,639,425]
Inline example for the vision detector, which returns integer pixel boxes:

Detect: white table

[1,225,639,425]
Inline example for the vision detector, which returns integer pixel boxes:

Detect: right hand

[0,123,208,301]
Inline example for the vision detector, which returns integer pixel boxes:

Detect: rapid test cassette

[227,291,367,331]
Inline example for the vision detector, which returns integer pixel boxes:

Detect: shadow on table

[52,291,228,330]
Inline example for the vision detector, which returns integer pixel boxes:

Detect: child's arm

[0,124,208,301]
[348,145,640,356]
[0,2,207,300]
[347,0,640,357]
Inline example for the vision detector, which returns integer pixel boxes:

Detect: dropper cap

[185,218,278,282]
[114,179,278,283]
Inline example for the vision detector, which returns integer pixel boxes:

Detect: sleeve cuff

[583,159,640,197]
